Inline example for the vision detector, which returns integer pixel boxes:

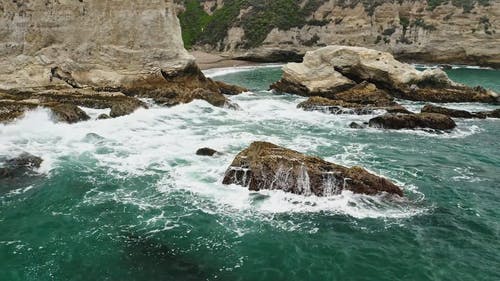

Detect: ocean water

[0,66,499,281]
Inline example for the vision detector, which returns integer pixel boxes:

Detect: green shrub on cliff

[427,0,490,12]
[179,0,491,49]
[179,0,212,49]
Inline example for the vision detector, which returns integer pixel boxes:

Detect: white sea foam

[203,64,283,78]
[5,65,492,222]
[412,63,493,70]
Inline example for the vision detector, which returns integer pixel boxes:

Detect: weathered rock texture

[369,113,457,130]
[222,141,403,197]
[180,0,500,68]
[421,104,500,118]
[0,0,246,123]
[296,81,411,114]
[271,45,498,103]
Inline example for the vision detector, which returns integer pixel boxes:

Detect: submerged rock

[196,148,219,157]
[369,113,456,130]
[0,153,43,179]
[222,142,403,197]
[271,45,498,103]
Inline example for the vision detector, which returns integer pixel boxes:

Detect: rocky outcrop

[196,147,219,156]
[271,46,498,103]
[296,81,411,114]
[297,96,410,115]
[181,0,500,68]
[421,104,500,119]
[0,0,246,124]
[369,113,457,130]
[222,141,403,197]
[421,104,486,118]
[486,109,500,118]
[0,90,147,124]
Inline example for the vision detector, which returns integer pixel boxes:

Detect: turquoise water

[1,67,499,280]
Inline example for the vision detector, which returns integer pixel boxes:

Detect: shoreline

[191,51,261,70]
[192,50,497,71]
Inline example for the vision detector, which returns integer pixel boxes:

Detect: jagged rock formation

[0,0,246,124]
[270,45,498,103]
[179,0,500,67]
[222,141,403,196]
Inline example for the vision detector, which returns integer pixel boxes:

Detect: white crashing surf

[4,65,494,223]
[203,64,283,78]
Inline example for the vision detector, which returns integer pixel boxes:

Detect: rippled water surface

[1,66,499,280]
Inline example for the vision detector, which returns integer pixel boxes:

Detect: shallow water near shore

[1,66,499,280]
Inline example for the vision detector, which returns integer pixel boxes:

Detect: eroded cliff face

[0,0,192,90]
[180,0,500,67]
[0,0,247,124]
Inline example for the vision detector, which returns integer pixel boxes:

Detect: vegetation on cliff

[179,0,491,49]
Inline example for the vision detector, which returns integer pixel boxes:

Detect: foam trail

[203,64,283,78]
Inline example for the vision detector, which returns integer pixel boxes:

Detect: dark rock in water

[421,104,486,119]
[0,89,147,123]
[349,122,365,129]
[49,103,90,123]
[214,80,248,96]
[109,101,142,118]
[297,96,410,115]
[0,153,43,179]
[438,64,453,70]
[97,113,111,120]
[222,142,403,197]
[369,113,456,130]
[0,99,31,124]
[484,109,500,118]
[196,148,219,156]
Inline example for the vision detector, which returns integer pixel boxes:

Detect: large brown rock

[222,142,403,197]
[369,113,456,130]
[297,96,409,115]
[297,82,411,115]
[271,46,498,103]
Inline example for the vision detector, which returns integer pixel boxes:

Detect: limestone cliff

[0,0,192,90]
[179,0,500,67]
[0,0,246,123]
